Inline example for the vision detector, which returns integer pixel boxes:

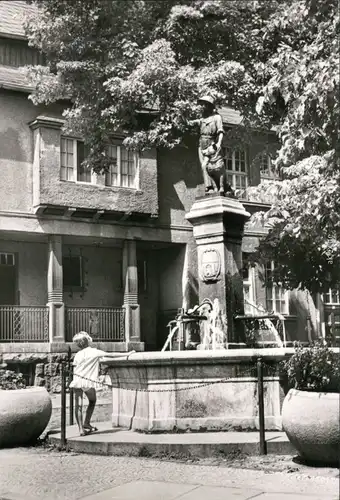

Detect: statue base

[186,195,250,345]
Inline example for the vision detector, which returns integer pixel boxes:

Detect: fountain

[103,194,287,432]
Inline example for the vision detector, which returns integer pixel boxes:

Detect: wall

[0,90,63,214]
[157,132,279,228]
[0,89,277,227]
[156,244,195,349]
[33,121,158,216]
[0,240,47,305]
[159,245,187,311]
[63,244,123,307]
[157,135,204,228]
[0,240,124,307]
[0,90,158,217]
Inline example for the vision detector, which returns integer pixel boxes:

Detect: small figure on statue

[189,95,234,197]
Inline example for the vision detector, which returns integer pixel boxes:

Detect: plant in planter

[0,365,52,448]
[281,341,340,465]
[0,367,26,390]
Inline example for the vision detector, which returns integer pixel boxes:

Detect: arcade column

[122,239,141,345]
[47,235,65,342]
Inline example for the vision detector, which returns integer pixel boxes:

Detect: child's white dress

[69,346,107,391]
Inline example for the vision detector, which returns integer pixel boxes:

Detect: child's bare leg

[74,389,84,435]
[84,388,97,429]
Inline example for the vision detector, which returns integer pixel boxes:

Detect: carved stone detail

[200,248,221,283]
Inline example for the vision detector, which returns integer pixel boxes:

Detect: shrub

[0,368,26,390]
[282,341,340,393]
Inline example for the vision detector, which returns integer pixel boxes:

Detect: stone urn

[0,387,52,447]
[282,388,340,465]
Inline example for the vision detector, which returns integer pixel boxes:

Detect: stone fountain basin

[103,348,289,432]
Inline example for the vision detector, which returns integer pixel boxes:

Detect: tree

[247,0,339,293]
[25,0,339,292]
[25,0,279,166]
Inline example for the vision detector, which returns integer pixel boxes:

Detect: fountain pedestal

[185,195,250,346]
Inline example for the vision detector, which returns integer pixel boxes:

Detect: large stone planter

[0,387,52,447]
[282,389,340,465]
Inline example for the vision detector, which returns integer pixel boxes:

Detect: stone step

[48,421,295,458]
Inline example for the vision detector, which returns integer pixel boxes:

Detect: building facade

[0,1,336,388]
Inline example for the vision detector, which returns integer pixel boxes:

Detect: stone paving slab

[80,481,198,500]
[178,485,262,500]
[48,421,295,457]
[79,481,338,500]
[252,494,339,500]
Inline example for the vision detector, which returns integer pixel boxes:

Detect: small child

[69,331,135,436]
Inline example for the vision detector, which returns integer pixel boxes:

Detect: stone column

[47,235,65,342]
[122,239,141,343]
[186,195,250,345]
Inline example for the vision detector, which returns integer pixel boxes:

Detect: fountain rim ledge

[101,347,300,367]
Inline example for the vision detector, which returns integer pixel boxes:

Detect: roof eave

[0,32,27,41]
[0,82,32,93]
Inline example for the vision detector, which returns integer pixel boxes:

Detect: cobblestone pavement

[0,447,338,500]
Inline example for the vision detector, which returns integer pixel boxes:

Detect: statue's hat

[198,95,215,105]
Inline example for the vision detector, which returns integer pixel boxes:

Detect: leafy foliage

[246,0,339,292]
[247,154,340,292]
[25,0,279,168]
[283,341,340,393]
[25,0,339,291]
[0,368,27,390]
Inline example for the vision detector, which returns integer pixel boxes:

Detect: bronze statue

[189,95,233,196]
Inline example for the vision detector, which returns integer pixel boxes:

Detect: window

[259,154,278,179]
[224,148,248,193]
[60,138,92,183]
[60,137,138,188]
[265,262,289,315]
[63,255,83,290]
[0,38,44,67]
[323,288,340,305]
[242,256,256,314]
[105,144,138,188]
[0,252,15,266]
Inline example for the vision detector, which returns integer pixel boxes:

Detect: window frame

[322,288,340,306]
[60,136,139,189]
[242,259,256,313]
[60,137,95,185]
[105,142,139,189]
[265,261,289,315]
[0,252,15,266]
[223,147,248,194]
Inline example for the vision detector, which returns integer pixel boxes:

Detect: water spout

[197,298,228,350]
[162,298,229,351]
